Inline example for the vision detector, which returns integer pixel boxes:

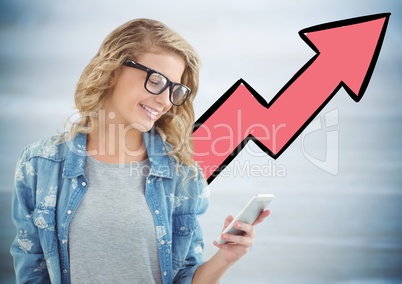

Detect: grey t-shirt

[69,156,162,283]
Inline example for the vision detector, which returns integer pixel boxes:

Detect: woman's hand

[193,210,270,283]
[213,210,271,264]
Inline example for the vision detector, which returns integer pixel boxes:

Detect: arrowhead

[301,13,390,101]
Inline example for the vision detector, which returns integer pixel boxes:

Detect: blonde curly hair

[70,18,200,166]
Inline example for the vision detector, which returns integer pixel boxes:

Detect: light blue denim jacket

[10,129,209,284]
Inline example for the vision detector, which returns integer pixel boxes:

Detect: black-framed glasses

[123,59,191,106]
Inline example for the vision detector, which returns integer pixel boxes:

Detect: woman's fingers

[252,210,270,226]
[218,221,255,246]
[213,210,272,264]
[220,210,269,245]
[222,215,234,230]
[219,232,254,247]
[234,221,255,238]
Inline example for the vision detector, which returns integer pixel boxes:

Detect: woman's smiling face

[103,48,185,132]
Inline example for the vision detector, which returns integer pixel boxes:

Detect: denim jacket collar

[143,129,173,179]
[62,129,173,179]
[62,132,87,179]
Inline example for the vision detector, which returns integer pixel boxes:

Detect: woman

[11,18,270,283]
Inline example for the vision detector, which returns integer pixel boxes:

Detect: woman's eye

[149,74,165,87]
[149,79,160,86]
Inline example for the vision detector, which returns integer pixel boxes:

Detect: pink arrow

[192,13,390,183]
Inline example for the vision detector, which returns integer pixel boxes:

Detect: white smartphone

[215,194,274,245]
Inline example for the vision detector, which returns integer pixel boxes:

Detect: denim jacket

[10,129,209,284]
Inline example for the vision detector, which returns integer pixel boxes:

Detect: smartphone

[215,194,274,245]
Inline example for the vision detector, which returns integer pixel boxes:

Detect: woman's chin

[128,121,155,133]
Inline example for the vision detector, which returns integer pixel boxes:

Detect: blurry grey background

[1,0,401,283]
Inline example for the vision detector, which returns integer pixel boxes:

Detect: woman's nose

[155,87,172,107]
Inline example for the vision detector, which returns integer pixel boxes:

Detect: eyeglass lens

[146,72,188,105]
[171,85,188,106]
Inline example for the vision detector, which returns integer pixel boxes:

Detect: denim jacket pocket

[33,209,58,258]
[171,214,198,273]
